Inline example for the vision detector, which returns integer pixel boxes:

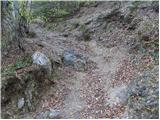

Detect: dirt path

[28,21,132,118]
[26,2,151,118]
[2,1,158,119]
[26,3,136,118]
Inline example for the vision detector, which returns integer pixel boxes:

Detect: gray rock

[63,50,77,66]
[32,51,52,75]
[105,85,129,107]
[32,51,50,66]
[39,111,49,118]
[63,50,86,71]
[117,87,129,103]
[17,98,25,109]
[49,109,61,119]
[38,109,60,119]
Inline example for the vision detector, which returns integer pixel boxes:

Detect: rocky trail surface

[30,27,130,119]
[27,5,130,119]
[2,2,159,119]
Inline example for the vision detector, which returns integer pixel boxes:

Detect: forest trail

[31,32,129,118]
[1,1,158,119]
[28,11,131,118]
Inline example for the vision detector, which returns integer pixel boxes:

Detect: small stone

[49,109,61,119]
[17,98,25,109]
[105,85,128,107]
[38,109,60,119]
[40,111,49,118]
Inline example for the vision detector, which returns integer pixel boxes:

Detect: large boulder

[63,50,87,71]
[32,51,52,76]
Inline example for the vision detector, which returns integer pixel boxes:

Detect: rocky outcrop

[126,66,159,119]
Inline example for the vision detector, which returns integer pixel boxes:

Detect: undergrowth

[2,56,32,77]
